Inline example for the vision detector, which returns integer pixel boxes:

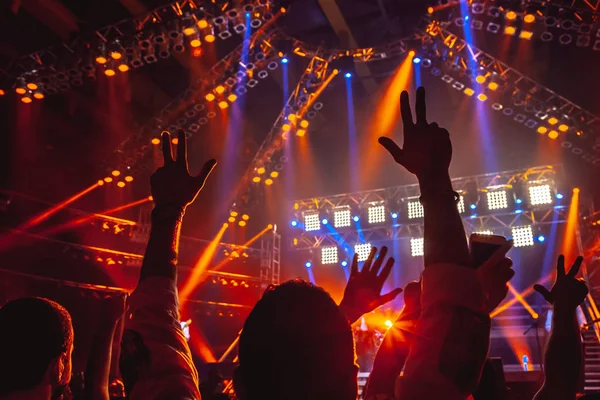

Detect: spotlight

[270,171,279,178]
[124,176,134,182]
[151,138,160,145]
[239,220,247,227]
[515,198,523,204]
[104,68,116,77]
[95,55,108,64]
[334,207,351,228]
[354,243,372,262]
[407,200,424,219]
[410,238,424,257]
[529,184,553,206]
[111,170,121,177]
[257,167,266,174]
[322,218,328,225]
[470,204,477,210]
[391,212,398,219]
[556,193,564,200]
[242,214,249,221]
[344,72,352,78]
[305,261,312,268]
[384,320,393,328]
[205,93,216,101]
[300,120,309,128]
[33,92,44,100]
[341,260,348,267]
[537,235,546,243]
[228,94,237,102]
[304,212,321,232]
[252,176,261,183]
[215,85,225,94]
[26,82,38,90]
[117,181,126,188]
[486,190,508,210]
[218,101,229,109]
[291,220,298,227]
[413,57,421,64]
[265,178,274,186]
[548,130,559,139]
[353,215,360,222]
[118,63,130,72]
[321,246,338,264]
[512,225,534,247]
[104,177,113,183]
[367,204,386,224]
[281,57,289,63]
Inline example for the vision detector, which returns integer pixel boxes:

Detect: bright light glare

[321,246,338,265]
[486,190,508,210]
[367,205,386,224]
[344,72,352,78]
[407,200,424,219]
[304,213,320,232]
[529,184,553,206]
[334,208,351,228]
[354,243,372,262]
[457,196,466,213]
[410,238,424,257]
[512,225,534,247]
[474,230,493,235]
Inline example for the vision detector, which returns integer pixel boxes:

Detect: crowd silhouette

[0,87,591,400]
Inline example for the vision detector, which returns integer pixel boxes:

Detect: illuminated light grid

[321,246,339,265]
[367,205,386,224]
[486,190,508,210]
[333,208,351,228]
[303,212,321,232]
[512,225,534,247]
[407,200,424,219]
[529,184,553,206]
[410,238,424,257]
[354,243,372,262]
[458,196,466,214]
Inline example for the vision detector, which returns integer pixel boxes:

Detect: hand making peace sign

[534,255,588,310]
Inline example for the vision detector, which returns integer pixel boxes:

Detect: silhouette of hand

[379,86,452,179]
[339,246,403,324]
[475,241,515,313]
[151,130,216,210]
[534,255,588,310]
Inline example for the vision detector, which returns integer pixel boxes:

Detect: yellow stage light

[477,94,488,102]
[197,20,208,29]
[118,64,130,72]
[228,217,235,223]
[104,177,113,183]
[288,114,297,122]
[205,93,215,102]
[228,94,237,102]
[548,117,558,125]
[524,14,535,23]
[124,176,134,182]
[183,27,196,36]
[218,101,228,109]
[112,170,121,177]
[239,220,247,227]
[242,214,249,221]
[558,124,569,132]
[204,34,215,43]
[265,178,273,186]
[296,129,306,137]
[171,137,179,145]
[15,87,27,95]
[151,138,160,145]
[475,75,486,84]
[0,89,4,96]
[270,171,279,178]
[548,130,559,139]
[110,51,122,60]
[464,88,475,96]
[300,120,309,128]
[95,56,108,64]
[506,11,517,20]
[282,123,291,131]
[257,167,266,174]
[252,176,261,183]
[504,26,516,35]
[104,69,116,77]
[117,181,126,188]
[190,39,201,48]
[230,211,238,217]
[488,82,499,91]
[33,92,44,100]
[27,83,38,90]
[574,187,580,194]
[519,31,533,40]
[97,180,105,186]
[408,50,415,57]
[537,126,548,134]
[427,6,434,14]
[215,85,225,94]
[21,96,32,104]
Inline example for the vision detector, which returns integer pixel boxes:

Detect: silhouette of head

[0,297,74,399]
[234,279,357,400]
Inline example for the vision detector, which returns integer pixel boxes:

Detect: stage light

[291,220,298,227]
[344,72,352,78]
[300,120,309,128]
[205,34,216,43]
[537,235,546,242]
[110,51,122,60]
[391,212,398,219]
[288,114,297,122]
[228,217,235,223]
[151,138,161,145]
[228,94,237,103]
[205,93,215,101]
[304,213,321,232]
[506,11,517,20]
[270,171,279,178]
[281,57,289,63]
[321,246,338,264]
[474,230,493,235]
[529,184,553,205]
[488,82,499,91]
[198,19,209,29]
[520,31,533,40]
[296,129,306,137]
[97,179,104,186]
[428,6,434,14]
[242,214,249,221]
[183,27,196,36]
[524,14,535,23]
[410,238,424,257]
[515,198,523,204]
[192,48,203,57]
[252,176,261,183]
[504,26,516,35]
[118,63,130,72]
[333,208,351,228]
[124,176,133,182]
[477,94,488,101]
[322,218,329,225]
[558,124,569,132]
[353,215,360,222]
[265,178,273,186]
[476,75,486,84]
[464,88,475,96]
[413,57,421,64]
[512,225,534,247]
[218,101,229,109]
[215,85,225,94]
[190,39,201,48]
[305,261,312,268]
[470,203,477,210]
[16,87,26,95]
[515,209,523,214]
[0,89,4,96]
[104,177,113,183]
[341,260,348,267]
[548,117,558,125]
[354,243,372,262]
[104,68,116,77]
[384,320,393,328]
[407,200,424,219]
[111,170,121,177]
[26,82,38,90]
[33,92,44,100]
[537,126,548,134]
[556,193,564,200]
[117,181,126,188]
[257,167,266,174]
[367,205,386,224]
[548,130,559,139]
[486,190,508,210]
[282,123,291,131]
[95,56,108,64]
[457,196,466,213]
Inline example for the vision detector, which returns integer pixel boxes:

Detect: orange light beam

[179,223,230,305]
[208,224,273,273]
[490,274,553,318]
[507,283,539,319]
[562,188,580,262]
[189,323,217,363]
[297,68,339,119]
[17,182,101,231]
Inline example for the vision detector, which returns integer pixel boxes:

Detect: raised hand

[475,241,515,313]
[339,246,403,324]
[534,255,588,310]
[151,130,216,209]
[378,86,452,178]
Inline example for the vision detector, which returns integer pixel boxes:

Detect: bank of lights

[304,213,320,232]
[367,205,386,224]
[407,201,424,219]
[321,246,339,264]
[486,190,508,210]
[410,238,424,257]
[511,225,534,247]
[354,243,372,262]
[528,184,553,206]
[334,208,351,228]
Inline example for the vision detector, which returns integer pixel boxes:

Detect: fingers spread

[195,159,217,186]
[378,137,405,164]
[177,129,187,165]
[373,288,403,309]
[363,247,377,273]
[378,257,395,283]
[415,86,427,125]
[533,284,552,303]
[400,91,414,128]
[557,255,566,277]
[161,131,174,164]
[370,246,388,275]
[350,253,359,277]
[568,256,584,277]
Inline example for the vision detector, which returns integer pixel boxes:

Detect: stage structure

[288,165,566,255]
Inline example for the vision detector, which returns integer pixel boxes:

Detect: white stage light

[410,238,424,257]
[321,246,338,265]
[334,207,351,228]
[512,225,534,247]
[458,196,466,213]
[304,212,320,232]
[486,190,508,210]
[474,230,494,235]
[407,200,424,219]
[367,204,386,224]
[354,243,372,262]
[529,184,553,205]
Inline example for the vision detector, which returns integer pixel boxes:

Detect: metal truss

[462,0,600,20]
[292,206,569,250]
[260,229,281,288]
[417,20,600,167]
